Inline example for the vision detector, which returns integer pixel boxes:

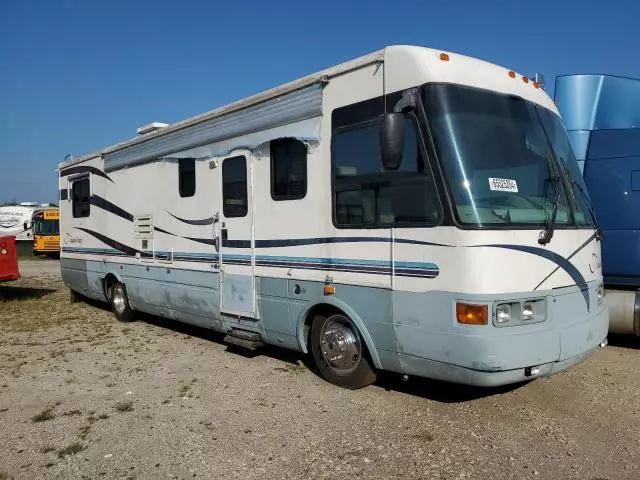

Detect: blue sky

[0,0,637,203]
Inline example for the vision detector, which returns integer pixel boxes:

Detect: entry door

[216,151,256,318]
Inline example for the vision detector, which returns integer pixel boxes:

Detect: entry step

[223,328,265,350]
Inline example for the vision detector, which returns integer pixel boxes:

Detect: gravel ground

[1,260,639,480]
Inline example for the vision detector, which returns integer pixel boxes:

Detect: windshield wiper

[538,173,561,245]
[558,161,602,241]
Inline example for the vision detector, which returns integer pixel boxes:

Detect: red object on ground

[0,236,21,282]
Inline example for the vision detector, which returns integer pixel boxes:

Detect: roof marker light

[508,71,516,78]
[522,76,529,83]
[533,82,541,89]
[439,53,450,61]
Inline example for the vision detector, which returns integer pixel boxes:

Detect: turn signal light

[323,283,336,296]
[456,303,488,325]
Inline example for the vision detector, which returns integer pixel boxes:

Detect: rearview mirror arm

[391,88,418,113]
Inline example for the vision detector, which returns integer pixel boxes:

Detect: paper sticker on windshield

[489,177,518,193]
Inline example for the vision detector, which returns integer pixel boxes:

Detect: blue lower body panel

[61,257,608,387]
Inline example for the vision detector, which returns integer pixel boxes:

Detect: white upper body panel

[384,45,558,113]
[59,45,558,169]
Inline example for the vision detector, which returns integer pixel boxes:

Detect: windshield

[536,107,594,227]
[33,219,59,235]
[422,84,593,228]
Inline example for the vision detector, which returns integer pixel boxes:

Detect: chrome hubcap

[320,318,361,373]
[112,284,127,315]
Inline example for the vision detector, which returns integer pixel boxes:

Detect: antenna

[532,73,545,88]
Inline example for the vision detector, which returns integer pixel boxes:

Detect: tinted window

[333,116,441,227]
[72,178,90,218]
[179,158,196,197]
[222,156,247,218]
[271,138,307,200]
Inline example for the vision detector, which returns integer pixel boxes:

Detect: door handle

[213,236,219,252]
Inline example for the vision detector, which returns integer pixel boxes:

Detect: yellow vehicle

[31,208,60,258]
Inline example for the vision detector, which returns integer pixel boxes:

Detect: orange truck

[0,236,20,282]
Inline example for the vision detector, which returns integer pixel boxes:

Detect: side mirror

[379,113,405,170]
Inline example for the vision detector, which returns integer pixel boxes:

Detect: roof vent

[136,122,169,135]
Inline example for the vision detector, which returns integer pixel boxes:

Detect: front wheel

[310,313,376,389]
[110,281,136,323]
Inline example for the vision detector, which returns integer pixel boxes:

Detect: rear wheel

[110,281,136,323]
[310,313,376,389]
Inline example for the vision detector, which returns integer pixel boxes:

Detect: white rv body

[58,45,608,387]
[0,203,41,242]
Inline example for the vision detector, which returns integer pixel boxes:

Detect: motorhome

[59,45,608,389]
[0,202,39,242]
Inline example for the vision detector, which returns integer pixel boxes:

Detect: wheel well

[302,304,342,350]
[302,303,379,369]
[102,273,119,301]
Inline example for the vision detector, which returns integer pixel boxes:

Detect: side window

[72,177,91,218]
[179,158,196,197]
[222,156,248,218]
[333,116,441,227]
[270,138,307,200]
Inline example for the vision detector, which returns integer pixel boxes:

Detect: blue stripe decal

[167,211,216,226]
[533,232,598,291]
[60,165,114,183]
[251,237,451,248]
[476,244,589,308]
[60,247,439,279]
[80,193,452,249]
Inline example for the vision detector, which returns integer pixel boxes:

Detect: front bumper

[400,341,604,387]
[398,302,609,387]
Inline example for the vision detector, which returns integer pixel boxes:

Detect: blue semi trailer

[555,74,640,336]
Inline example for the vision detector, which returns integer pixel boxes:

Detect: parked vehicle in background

[59,45,608,389]
[555,74,640,337]
[31,207,60,258]
[0,236,21,282]
[0,202,39,242]
[0,202,57,257]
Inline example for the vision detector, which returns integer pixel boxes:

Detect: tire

[109,281,136,323]
[310,313,376,389]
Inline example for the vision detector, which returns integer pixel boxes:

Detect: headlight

[522,302,535,321]
[494,299,546,327]
[597,284,605,306]
[495,304,512,324]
